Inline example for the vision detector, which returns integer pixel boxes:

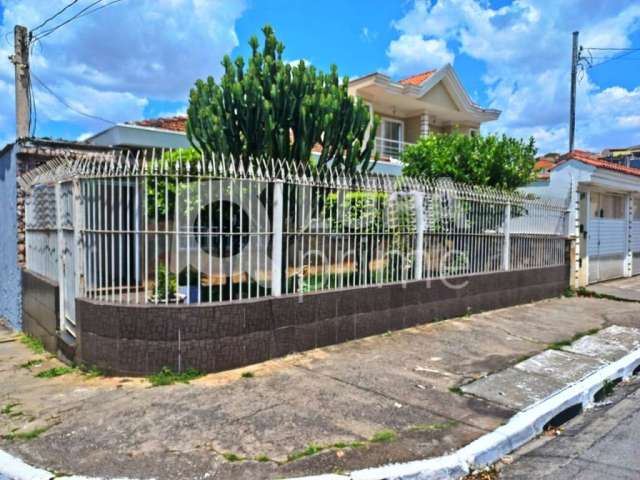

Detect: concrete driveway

[1,295,640,480]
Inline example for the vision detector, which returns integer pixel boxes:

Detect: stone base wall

[22,270,59,352]
[75,264,569,376]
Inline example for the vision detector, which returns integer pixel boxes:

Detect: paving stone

[563,326,640,362]
[514,349,606,384]
[461,368,565,410]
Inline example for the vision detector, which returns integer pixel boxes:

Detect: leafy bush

[402,133,537,190]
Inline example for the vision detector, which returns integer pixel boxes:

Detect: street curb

[290,347,640,480]
[2,349,639,480]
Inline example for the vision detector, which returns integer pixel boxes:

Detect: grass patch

[287,444,324,462]
[19,334,44,354]
[449,386,464,396]
[222,452,243,462]
[1,403,20,415]
[19,359,43,370]
[563,287,576,298]
[148,367,204,387]
[547,328,601,351]
[594,378,620,402]
[35,366,76,379]
[255,454,271,462]
[78,364,107,378]
[240,371,255,379]
[408,421,459,432]
[3,426,49,441]
[370,429,396,443]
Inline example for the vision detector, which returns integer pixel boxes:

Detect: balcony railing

[375,137,413,161]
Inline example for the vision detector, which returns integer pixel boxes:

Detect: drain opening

[593,377,622,403]
[633,364,640,377]
[543,403,583,431]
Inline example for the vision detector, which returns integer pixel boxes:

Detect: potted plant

[152,263,182,304]
[178,266,202,304]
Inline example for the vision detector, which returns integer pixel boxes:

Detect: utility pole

[569,31,579,152]
[10,25,30,139]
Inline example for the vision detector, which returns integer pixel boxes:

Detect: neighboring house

[348,64,501,162]
[523,150,640,286]
[87,64,500,175]
[600,144,640,169]
[534,154,560,180]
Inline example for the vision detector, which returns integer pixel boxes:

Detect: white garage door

[588,193,627,283]
[633,198,640,276]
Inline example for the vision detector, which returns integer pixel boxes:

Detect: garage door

[588,193,627,283]
[633,198,640,276]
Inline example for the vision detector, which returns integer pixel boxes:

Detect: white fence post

[271,181,284,296]
[413,191,424,280]
[503,202,511,271]
[54,182,65,331]
[72,178,85,298]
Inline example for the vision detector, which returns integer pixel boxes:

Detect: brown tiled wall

[74,264,569,376]
[22,270,59,352]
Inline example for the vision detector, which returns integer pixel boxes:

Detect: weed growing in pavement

[370,429,396,443]
[222,452,243,462]
[563,287,576,298]
[594,378,619,402]
[448,386,464,395]
[255,454,271,462]
[148,367,204,387]
[2,426,49,441]
[35,366,76,379]
[19,334,44,354]
[408,420,459,432]
[1,403,20,415]
[19,359,43,370]
[240,371,255,379]
[287,443,324,461]
[547,328,601,351]
[78,364,107,378]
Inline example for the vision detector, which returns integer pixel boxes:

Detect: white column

[624,193,633,277]
[413,191,424,280]
[419,112,430,138]
[503,202,511,271]
[270,181,284,296]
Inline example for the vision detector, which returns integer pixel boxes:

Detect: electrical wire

[31,0,105,44]
[30,0,80,34]
[31,71,117,126]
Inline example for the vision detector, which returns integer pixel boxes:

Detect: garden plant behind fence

[22,149,569,340]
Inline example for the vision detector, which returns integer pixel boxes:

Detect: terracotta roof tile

[399,70,436,86]
[129,116,187,132]
[554,149,640,178]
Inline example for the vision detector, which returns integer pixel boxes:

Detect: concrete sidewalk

[1,296,640,480]
[586,276,640,302]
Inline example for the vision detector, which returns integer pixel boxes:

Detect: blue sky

[1,0,639,154]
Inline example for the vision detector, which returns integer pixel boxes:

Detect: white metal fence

[23,149,569,336]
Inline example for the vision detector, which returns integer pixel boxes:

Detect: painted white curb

[290,347,640,480]
[0,450,52,480]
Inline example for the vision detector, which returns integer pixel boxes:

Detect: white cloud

[0,0,246,135]
[388,0,640,153]
[385,35,454,77]
[360,27,378,43]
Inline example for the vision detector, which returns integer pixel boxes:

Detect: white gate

[57,181,79,340]
[587,192,627,283]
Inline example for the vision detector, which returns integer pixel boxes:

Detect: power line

[584,47,640,51]
[30,0,80,34]
[31,71,117,126]
[31,0,105,45]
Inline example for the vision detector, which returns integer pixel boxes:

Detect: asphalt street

[499,379,640,480]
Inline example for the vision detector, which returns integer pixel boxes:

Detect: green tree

[401,133,537,190]
[186,25,379,173]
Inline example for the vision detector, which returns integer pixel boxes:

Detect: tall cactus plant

[186,25,379,173]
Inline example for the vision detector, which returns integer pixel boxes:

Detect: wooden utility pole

[569,31,579,152]
[10,25,30,139]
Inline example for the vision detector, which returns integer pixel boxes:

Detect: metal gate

[587,192,627,283]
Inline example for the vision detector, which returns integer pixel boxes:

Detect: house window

[378,118,404,158]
